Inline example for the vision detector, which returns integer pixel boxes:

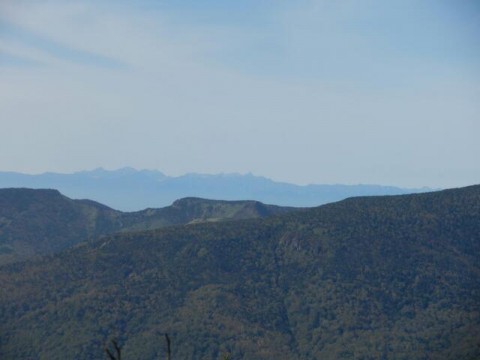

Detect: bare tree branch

[104,339,121,360]
[165,333,171,360]
[112,339,121,360]
[105,347,116,360]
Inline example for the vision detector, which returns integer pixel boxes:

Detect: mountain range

[0,185,479,359]
[0,168,431,211]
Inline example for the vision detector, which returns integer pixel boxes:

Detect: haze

[1,0,479,188]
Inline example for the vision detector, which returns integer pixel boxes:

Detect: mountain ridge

[0,188,296,264]
[0,168,432,211]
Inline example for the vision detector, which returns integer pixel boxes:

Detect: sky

[0,0,479,188]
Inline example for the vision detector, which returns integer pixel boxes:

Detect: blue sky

[0,0,479,188]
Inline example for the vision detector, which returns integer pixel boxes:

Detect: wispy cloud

[0,20,127,68]
[0,50,43,67]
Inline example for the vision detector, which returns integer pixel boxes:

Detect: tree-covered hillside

[0,188,294,264]
[0,186,479,359]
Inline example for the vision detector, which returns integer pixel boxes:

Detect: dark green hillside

[121,197,295,231]
[0,188,294,264]
[0,188,120,264]
[0,186,479,359]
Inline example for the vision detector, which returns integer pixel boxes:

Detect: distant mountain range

[0,168,432,211]
[0,188,295,264]
[1,185,479,359]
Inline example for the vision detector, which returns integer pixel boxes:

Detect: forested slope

[0,186,479,359]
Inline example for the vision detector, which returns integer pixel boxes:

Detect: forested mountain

[0,168,430,211]
[0,188,294,264]
[0,185,478,359]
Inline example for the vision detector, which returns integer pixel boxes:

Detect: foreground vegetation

[0,186,479,359]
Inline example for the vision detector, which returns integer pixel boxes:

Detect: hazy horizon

[1,1,479,189]
[1,166,445,189]
[0,166,438,211]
